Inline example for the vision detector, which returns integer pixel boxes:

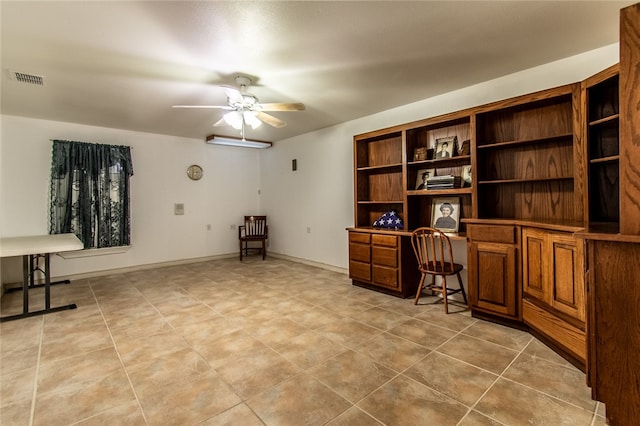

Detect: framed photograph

[462,165,472,186]
[431,197,460,233]
[435,136,457,159]
[415,168,436,190]
[413,147,428,161]
[459,139,471,156]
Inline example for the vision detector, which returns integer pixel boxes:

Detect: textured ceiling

[0,1,634,142]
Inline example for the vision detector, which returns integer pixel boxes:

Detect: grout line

[88,278,149,425]
[28,316,45,426]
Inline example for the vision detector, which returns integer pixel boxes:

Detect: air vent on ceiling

[10,70,45,86]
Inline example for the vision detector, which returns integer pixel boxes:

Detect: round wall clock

[187,164,203,180]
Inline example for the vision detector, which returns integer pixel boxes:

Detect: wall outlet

[206,224,211,231]
[306,226,311,234]
[174,203,184,215]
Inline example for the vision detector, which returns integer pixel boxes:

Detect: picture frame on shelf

[462,165,472,186]
[458,139,470,156]
[431,197,460,233]
[415,169,436,190]
[413,147,428,161]
[435,136,457,159]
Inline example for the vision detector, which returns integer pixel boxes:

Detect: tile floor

[1,256,606,425]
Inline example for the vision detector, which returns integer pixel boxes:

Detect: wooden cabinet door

[468,241,518,318]
[549,234,585,322]
[522,228,546,301]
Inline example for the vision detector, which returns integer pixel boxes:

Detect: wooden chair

[239,216,268,261]
[410,227,467,313]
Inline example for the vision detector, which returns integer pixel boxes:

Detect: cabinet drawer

[372,265,398,288]
[468,225,517,244]
[350,261,371,282]
[350,232,371,244]
[350,243,371,262]
[372,234,398,247]
[372,246,398,267]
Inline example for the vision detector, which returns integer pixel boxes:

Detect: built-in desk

[1,234,84,322]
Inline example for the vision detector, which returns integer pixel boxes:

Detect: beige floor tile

[346,306,411,331]
[358,375,469,425]
[126,347,213,401]
[437,334,519,374]
[33,368,136,426]
[200,403,265,426]
[308,350,397,403]
[502,352,596,411]
[0,366,36,406]
[243,317,308,346]
[215,346,301,399]
[354,332,432,372]
[115,330,192,368]
[137,371,241,425]
[387,317,457,349]
[475,377,594,425]
[195,329,267,369]
[272,329,348,370]
[69,400,146,425]
[317,318,383,350]
[325,406,384,425]
[0,399,32,426]
[522,337,576,368]
[458,410,506,425]
[247,373,351,426]
[462,320,532,351]
[404,351,498,406]
[1,344,39,376]
[414,307,478,331]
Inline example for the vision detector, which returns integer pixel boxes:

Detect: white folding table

[1,234,84,322]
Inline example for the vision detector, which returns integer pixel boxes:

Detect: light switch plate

[174,203,184,215]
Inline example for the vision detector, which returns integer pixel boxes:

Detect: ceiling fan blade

[213,117,227,127]
[257,112,287,128]
[172,105,233,109]
[222,86,243,103]
[259,102,306,111]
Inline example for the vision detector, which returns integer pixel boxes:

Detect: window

[49,140,134,249]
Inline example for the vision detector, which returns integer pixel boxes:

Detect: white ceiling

[0,1,634,143]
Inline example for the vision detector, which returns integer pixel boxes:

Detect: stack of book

[426,175,461,189]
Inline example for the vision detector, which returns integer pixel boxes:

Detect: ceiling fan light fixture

[243,111,262,129]
[205,134,272,149]
[222,111,243,130]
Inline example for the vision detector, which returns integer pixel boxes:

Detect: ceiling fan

[172,75,305,139]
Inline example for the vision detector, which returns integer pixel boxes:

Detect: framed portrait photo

[415,168,436,190]
[462,165,472,186]
[434,136,457,159]
[431,197,460,233]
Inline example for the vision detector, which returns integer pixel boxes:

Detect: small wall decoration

[431,197,460,233]
[462,165,472,186]
[415,168,436,190]
[435,136,457,159]
[413,147,428,161]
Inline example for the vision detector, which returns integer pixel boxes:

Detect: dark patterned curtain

[49,140,134,248]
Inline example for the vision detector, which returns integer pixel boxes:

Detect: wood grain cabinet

[467,224,520,322]
[522,228,586,367]
[347,230,419,298]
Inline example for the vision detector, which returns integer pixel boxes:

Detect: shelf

[356,163,403,172]
[478,176,574,185]
[407,155,471,167]
[407,188,472,196]
[357,200,403,204]
[590,155,620,164]
[589,114,619,127]
[477,133,573,150]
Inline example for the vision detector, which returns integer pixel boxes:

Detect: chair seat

[419,262,463,275]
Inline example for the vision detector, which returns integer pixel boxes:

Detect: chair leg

[414,274,426,305]
[239,240,243,261]
[262,239,266,260]
[456,272,468,304]
[441,275,449,314]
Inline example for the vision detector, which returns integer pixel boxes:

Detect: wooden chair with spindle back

[239,215,268,261]
[410,227,467,313]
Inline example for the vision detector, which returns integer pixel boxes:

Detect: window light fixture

[205,134,272,149]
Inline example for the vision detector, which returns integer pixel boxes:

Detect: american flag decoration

[372,210,403,229]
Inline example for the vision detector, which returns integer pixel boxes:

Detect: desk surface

[0,234,84,257]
